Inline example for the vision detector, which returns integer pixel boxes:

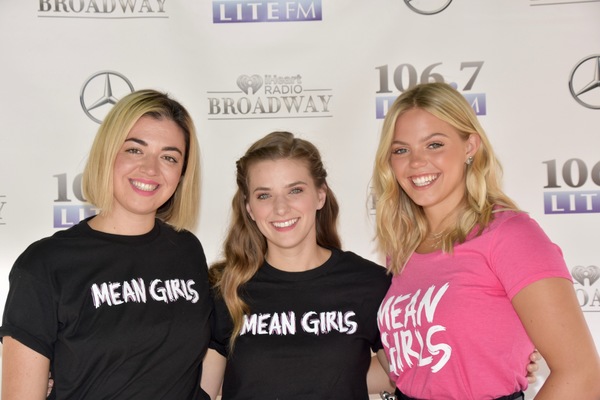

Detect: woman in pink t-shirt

[371,82,600,399]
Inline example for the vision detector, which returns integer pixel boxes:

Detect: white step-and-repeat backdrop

[1,1,599,397]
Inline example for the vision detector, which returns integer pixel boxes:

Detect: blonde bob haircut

[372,82,518,274]
[82,89,201,231]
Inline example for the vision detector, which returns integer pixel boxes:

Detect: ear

[316,184,327,211]
[466,134,481,158]
[245,201,255,221]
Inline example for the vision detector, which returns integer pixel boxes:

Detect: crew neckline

[80,216,163,244]
[259,248,339,282]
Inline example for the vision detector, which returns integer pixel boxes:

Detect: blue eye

[391,148,407,155]
[257,193,270,200]
[428,142,443,149]
[290,187,303,195]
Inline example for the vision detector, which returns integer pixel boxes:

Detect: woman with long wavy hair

[201,131,393,399]
[372,82,600,399]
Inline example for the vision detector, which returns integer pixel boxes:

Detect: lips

[272,218,298,228]
[411,174,439,187]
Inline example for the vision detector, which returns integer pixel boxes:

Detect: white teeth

[131,180,158,192]
[272,218,298,228]
[412,174,438,187]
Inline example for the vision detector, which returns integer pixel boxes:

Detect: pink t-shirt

[377,211,572,399]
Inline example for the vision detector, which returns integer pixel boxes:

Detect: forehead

[393,108,460,140]
[247,158,312,187]
[125,115,185,142]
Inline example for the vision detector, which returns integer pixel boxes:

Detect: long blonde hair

[372,82,518,274]
[82,89,201,231]
[209,131,341,350]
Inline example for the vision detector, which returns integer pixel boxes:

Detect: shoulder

[335,249,391,283]
[337,249,382,265]
[488,210,546,238]
[158,219,193,237]
[486,210,562,257]
[20,221,87,256]
[158,220,203,247]
[10,223,87,276]
[158,223,207,269]
[491,209,530,225]
[331,250,391,301]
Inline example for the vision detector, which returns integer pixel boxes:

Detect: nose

[139,155,158,176]
[273,195,290,215]
[408,150,427,168]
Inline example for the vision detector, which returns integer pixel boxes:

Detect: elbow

[584,362,600,397]
[540,361,600,399]
[588,375,600,398]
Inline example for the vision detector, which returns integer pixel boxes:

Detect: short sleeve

[489,213,572,299]
[369,274,391,353]
[208,288,233,358]
[0,252,58,359]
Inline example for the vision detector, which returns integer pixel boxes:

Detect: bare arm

[200,348,226,400]
[512,277,600,399]
[367,349,394,394]
[1,336,50,400]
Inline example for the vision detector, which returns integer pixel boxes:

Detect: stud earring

[465,156,474,165]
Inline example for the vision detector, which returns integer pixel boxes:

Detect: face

[245,158,326,256]
[111,115,186,222]
[390,108,479,221]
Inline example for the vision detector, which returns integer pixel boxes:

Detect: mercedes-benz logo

[569,55,600,110]
[80,71,135,123]
[404,0,453,15]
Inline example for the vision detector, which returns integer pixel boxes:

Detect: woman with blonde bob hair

[202,131,393,399]
[83,89,201,231]
[1,89,212,400]
[372,82,600,399]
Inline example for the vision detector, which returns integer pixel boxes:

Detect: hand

[526,349,541,384]
[47,372,54,397]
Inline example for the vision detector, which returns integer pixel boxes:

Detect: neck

[424,208,459,234]
[417,212,457,254]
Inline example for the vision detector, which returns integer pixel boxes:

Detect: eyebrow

[251,180,308,193]
[125,137,183,155]
[392,132,448,145]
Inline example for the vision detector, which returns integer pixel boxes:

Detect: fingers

[47,372,54,397]
[526,349,541,384]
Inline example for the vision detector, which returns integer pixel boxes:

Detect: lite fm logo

[212,0,321,23]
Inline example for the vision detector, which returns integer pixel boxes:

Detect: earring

[465,156,474,165]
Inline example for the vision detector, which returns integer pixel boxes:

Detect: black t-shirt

[0,218,212,400]
[210,248,391,400]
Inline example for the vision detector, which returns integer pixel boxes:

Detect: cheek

[444,155,467,176]
[165,166,184,183]
[112,164,131,183]
[247,201,271,222]
[113,155,144,178]
[249,206,270,235]
[112,156,129,173]
[390,160,405,182]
